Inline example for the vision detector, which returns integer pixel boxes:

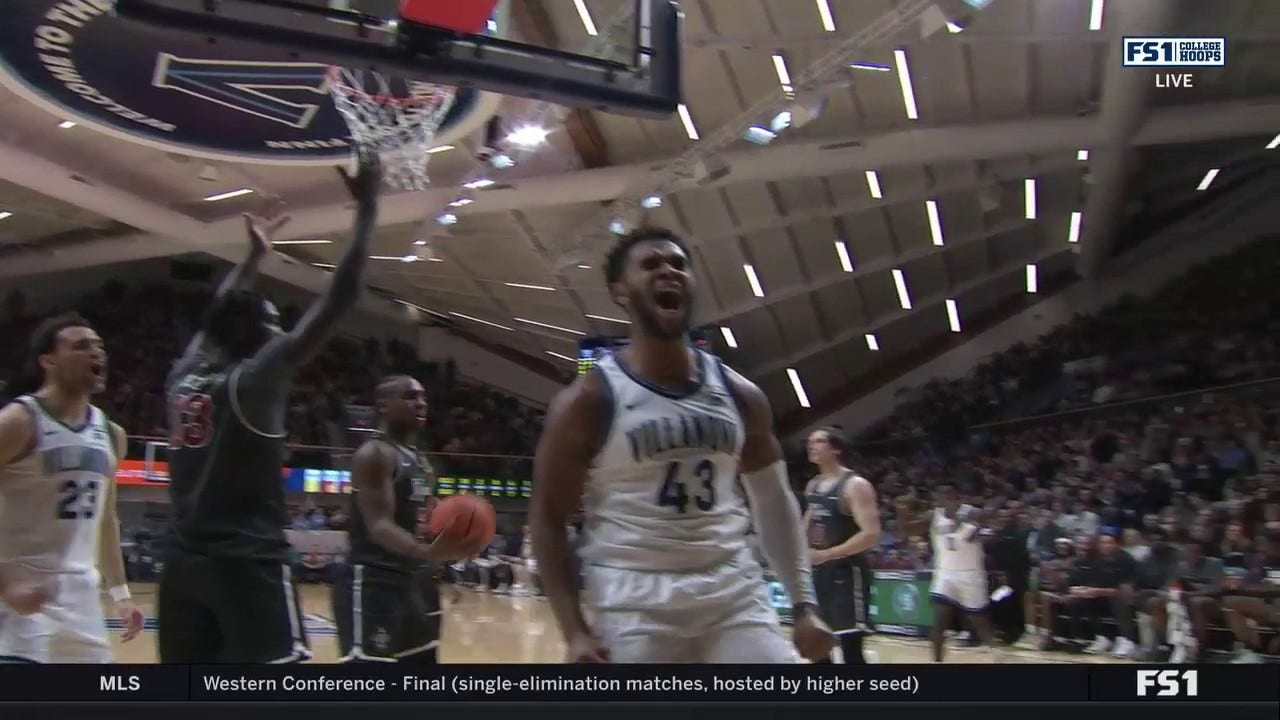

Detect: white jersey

[579,349,749,572]
[0,396,115,575]
[931,505,984,572]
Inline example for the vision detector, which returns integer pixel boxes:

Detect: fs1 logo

[1123,37,1225,67]
[1137,669,1199,697]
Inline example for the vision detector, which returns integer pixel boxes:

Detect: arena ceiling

[1,0,1278,433]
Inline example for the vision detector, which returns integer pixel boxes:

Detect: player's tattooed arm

[530,372,611,659]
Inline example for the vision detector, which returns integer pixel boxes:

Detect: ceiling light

[449,312,514,331]
[892,268,912,310]
[463,178,495,190]
[504,282,557,291]
[609,219,628,235]
[849,61,892,72]
[1024,178,1037,220]
[786,368,812,408]
[427,144,455,154]
[865,333,880,351]
[1068,211,1083,244]
[641,195,662,209]
[865,170,883,199]
[506,125,550,148]
[400,255,421,263]
[572,0,598,36]
[489,153,516,170]
[893,49,919,120]
[720,326,739,349]
[515,317,585,335]
[743,264,765,297]
[546,350,577,363]
[1088,0,1105,30]
[771,54,794,94]
[945,21,963,33]
[413,238,428,246]
[586,313,631,325]
[835,241,854,272]
[1197,168,1220,191]
[448,197,474,208]
[203,188,254,202]
[945,298,961,332]
[1026,264,1038,293]
[816,0,836,31]
[370,255,407,261]
[677,103,700,140]
[1077,149,1090,161]
[0,211,14,221]
[770,110,793,133]
[436,212,458,225]
[576,264,592,269]
[312,262,335,269]
[1267,134,1280,150]
[271,239,331,246]
[925,200,945,246]
[58,120,76,129]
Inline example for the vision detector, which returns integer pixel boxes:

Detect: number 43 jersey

[580,349,750,572]
[0,396,115,574]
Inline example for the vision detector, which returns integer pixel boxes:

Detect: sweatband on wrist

[108,585,131,603]
[741,460,818,607]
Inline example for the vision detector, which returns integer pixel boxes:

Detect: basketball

[428,495,497,547]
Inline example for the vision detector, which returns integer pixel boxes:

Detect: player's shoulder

[0,398,37,433]
[547,367,613,422]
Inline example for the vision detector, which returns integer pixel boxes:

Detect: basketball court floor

[107,583,1128,665]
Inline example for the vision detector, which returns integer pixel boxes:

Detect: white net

[327,66,457,191]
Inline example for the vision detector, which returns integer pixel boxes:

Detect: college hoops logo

[0,0,476,164]
[892,582,920,617]
[1136,669,1199,697]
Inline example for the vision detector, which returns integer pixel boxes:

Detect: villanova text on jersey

[624,412,740,463]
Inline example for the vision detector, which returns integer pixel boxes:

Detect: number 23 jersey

[0,397,115,574]
[579,349,749,572]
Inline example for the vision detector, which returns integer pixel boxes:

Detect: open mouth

[654,288,683,312]
[90,362,105,379]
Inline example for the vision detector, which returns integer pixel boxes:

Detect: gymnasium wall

[797,170,1280,439]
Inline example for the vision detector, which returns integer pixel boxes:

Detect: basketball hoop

[327,66,457,191]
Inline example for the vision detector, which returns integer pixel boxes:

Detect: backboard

[0,0,679,166]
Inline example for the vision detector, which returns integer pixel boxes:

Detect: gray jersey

[0,397,115,575]
[579,349,748,572]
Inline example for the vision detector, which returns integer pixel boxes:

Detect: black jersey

[347,439,435,573]
[805,471,869,569]
[165,357,292,560]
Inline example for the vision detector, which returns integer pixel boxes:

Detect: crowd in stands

[824,240,1280,663]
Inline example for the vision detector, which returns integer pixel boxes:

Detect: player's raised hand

[565,631,610,663]
[338,150,383,202]
[790,605,836,662]
[244,198,290,254]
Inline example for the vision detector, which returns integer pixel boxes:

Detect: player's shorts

[583,549,799,664]
[0,568,110,663]
[812,559,872,635]
[156,550,311,663]
[332,563,441,663]
[929,568,989,613]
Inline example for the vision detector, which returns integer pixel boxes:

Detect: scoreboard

[435,476,531,498]
[577,328,715,376]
